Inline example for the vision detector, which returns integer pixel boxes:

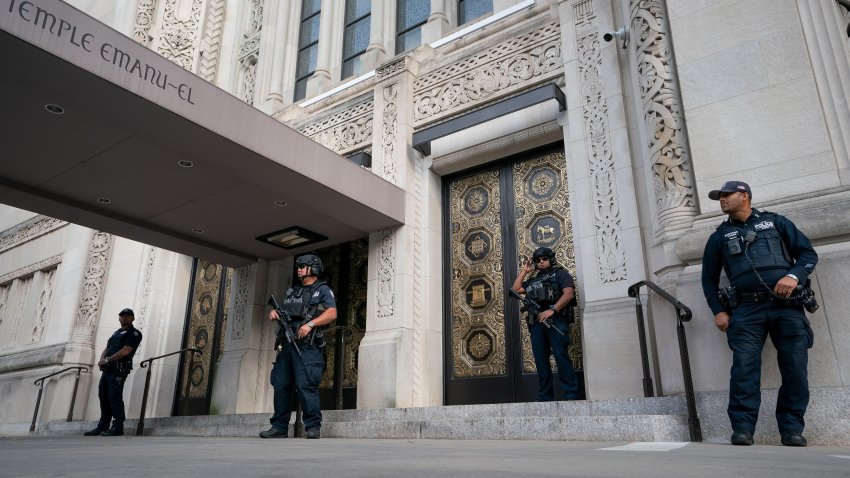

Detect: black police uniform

[269,281,335,434]
[522,266,579,401]
[701,208,817,436]
[97,325,142,432]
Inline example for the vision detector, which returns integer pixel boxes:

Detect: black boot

[83,427,106,436]
[100,427,124,436]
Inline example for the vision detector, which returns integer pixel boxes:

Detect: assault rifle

[268,295,302,357]
[507,288,566,336]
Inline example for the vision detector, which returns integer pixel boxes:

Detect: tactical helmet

[531,247,558,267]
[295,254,324,276]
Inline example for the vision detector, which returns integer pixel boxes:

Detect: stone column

[306,0,336,96]
[557,0,649,399]
[361,0,388,72]
[422,0,449,45]
[358,55,443,408]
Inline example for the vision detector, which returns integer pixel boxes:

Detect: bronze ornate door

[444,145,584,405]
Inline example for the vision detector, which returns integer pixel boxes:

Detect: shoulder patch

[753,220,775,231]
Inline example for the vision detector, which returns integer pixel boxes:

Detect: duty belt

[737,290,773,303]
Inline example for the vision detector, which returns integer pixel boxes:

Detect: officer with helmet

[511,247,579,401]
[260,254,336,439]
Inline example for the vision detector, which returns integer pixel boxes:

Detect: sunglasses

[534,257,550,263]
[296,264,309,269]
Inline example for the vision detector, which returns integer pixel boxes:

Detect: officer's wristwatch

[306,322,314,328]
[786,273,799,282]
[549,305,558,312]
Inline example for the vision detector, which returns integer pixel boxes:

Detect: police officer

[84,308,142,437]
[701,181,818,447]
[511,247,579,401]
[260,254,336,439]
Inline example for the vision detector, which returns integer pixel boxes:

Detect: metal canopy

[0,1,403,267]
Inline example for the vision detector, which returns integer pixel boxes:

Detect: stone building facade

[1,0,849,433]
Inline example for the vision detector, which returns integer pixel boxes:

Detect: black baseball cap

[708,180,751,200]
[119,308,135,316]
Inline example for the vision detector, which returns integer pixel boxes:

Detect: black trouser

[97,371,126,430]
[269,343,325,431]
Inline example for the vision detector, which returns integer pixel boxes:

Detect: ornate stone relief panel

[573,0,627,283]
[0,263,57,348]
[630,0,698,231]
[73,232,113,344]
[198,0,227,82]
[381,84,399,185]
[156,0,205,71]
[0,216,67,254]
[376,228,395,318]
[512,150,582,371]
[297,96,374,155]
[413,22,563,127]
[135,246,157,332]
[133,0,159,46]
[449,170,507,378]
[236,0,263,103]
[230,265,250,341]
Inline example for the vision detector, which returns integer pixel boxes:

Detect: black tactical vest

[525,268,563,306]
[281,281,325,320]
[717,211,792,283]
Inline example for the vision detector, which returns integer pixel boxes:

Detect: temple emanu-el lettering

[1,0,849,444]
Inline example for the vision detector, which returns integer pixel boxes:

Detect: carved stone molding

[0,255,62,284]
[381,84,399,185]
[133,0,159,46]
[376,228,395,318]
[230,265,250,341]
[0,216,67,254]
[236,0,263,103]
[630,0,698,232]
[72,232,113,344]
[413,22,563,127]
[298,97,374,155]
[157,0,205,71]
[32,268,56,344]
[198,0,226,82]
[574,0,627,283]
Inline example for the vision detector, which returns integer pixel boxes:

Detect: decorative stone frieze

[574,0,627,283]
[0,216,67,254]
[236,0,263,103]
[376,57,408,80]
[198,0,226,82]
[297,97,374,155]
[32,268,55,344]
[132,0,158,46]
[630,0,698,233]
[0,255,62,284]
[412,22,563,127]
[136,246,157,331]
[72,232,113,344]
[376,228,395,318]
[156,0,205,71]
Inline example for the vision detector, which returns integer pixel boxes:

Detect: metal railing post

[136,348,202,436]
[31,366,88,432]
[628,280,702,442]
[631,292,654,397]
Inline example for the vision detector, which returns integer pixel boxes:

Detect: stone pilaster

[359,54,443,408]
[557,0,649,399]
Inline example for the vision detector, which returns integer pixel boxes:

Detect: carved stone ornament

[630,0,698,231]
[0,255,62,285]
[73,232,113,342]
[376,228,395,318]
[0,216,67,254]
[230,265,250,341]
[133,0,159,46]
[381,84,399,184]
[574,0,627,283]
[298,97,374,155]
[413,22,563,127]
[236,0,264,104]
[376,57,408,80]
[136,246,158,331]
[157,0,205,71]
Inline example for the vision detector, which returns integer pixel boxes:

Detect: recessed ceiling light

[96,197,111,204]
[274,200,288,207]
[192,228,204,234]
[177,160,194,168]
[256,226,327,250]
[44,104,65,115]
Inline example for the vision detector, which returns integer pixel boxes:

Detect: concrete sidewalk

[1,435,849,478]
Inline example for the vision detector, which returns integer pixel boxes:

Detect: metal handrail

[627,280,701,442]
[31,366,88,432]
[136,348,202,436]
